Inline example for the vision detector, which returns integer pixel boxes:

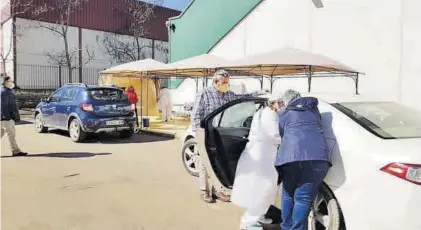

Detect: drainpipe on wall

[151,39,155,59]
[78,27,82,83]
[12,15,17,85]
[165,19,172,88]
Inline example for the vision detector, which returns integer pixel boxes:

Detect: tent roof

[222,48,360,76]
[148,54,229,76]
[100,58,167,75]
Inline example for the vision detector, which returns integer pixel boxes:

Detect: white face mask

[5,82,15,89]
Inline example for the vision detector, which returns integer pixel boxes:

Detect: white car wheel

[308,184,345,230]
[35,113,48,133]
[182,139,200,177]
[69,119,86,143]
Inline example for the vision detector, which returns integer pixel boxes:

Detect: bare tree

[101,0,167,64]
[0,0,46,75]
[34,0,94,82]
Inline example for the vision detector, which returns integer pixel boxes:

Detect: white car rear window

[334,102,421,139]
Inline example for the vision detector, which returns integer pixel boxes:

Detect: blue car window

[49,89,63,102]
[62,88,79,102]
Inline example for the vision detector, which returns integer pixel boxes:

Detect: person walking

[191,69,265,203]
[157,87,173,122]
[231,94,283,230]
[275,89,331,230]
[1,76,28,156]
[126,86,139,132]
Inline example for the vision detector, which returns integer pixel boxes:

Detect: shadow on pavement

[1,152,112,158]
[46,130,173,144]
[93,133,174,144]
[15,120,33,125]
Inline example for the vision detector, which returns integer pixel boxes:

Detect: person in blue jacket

[1,76,27,156]
[275,89,330,230]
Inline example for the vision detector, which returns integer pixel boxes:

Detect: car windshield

[334,102,421,139]
[88,88,127,101]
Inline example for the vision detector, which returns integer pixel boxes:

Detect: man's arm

[191,92,205,131]
[10,93,20,122]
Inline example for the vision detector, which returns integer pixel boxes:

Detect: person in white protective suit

[157,87,173,122]
[231,93,284,230]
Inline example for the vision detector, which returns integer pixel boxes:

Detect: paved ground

[1,118,247,230]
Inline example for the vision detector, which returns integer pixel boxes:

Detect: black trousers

[134,104,139,127]
[276,165,283,185]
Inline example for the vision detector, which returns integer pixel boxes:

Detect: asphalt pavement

[1,117,248,230]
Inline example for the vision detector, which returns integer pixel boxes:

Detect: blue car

[35,83,136,142]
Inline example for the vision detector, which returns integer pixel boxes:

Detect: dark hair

[2,76,11,85]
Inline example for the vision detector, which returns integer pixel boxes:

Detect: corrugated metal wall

[13,0,180,41]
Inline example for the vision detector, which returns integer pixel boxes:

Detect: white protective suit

[231,106,281,228]
[157,88,173,122]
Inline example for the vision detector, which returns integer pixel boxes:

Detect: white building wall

[0,0,9,10]
[400,0,421,109]
[4,18,168,88]
[205,0,421,110]
[16,18,79,66]
[16,18,168,67]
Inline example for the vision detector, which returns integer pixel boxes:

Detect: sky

[162,0,190,11]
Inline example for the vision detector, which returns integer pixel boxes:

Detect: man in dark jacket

[275,89,330,230]
[1,76,27,156]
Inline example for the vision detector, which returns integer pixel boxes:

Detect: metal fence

[16,64,105,89]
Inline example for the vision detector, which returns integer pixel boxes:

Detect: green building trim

[167,0,263,88]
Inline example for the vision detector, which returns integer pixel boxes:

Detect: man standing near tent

[126,86,139,132]
[157,87,173,122]
[191,69,267,203]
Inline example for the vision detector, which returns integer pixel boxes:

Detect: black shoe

[12,152,28,157]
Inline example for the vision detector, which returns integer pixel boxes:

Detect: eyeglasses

[215,70,230,77]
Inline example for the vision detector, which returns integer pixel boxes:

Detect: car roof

[303,93,387,104]
[262,92,391,104]
[61,84,122,90]
[87,85,122,90]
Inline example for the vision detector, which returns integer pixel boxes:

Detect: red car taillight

[381,163,421,185]
[80,103,94,113]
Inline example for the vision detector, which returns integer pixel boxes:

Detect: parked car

[181,95,421,230]
[35,83,136,142]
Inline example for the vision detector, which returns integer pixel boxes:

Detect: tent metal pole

[260,75,264,90]
[140,77,143,128]
[308,66,313,92]
[196,77,199,92]
[146,76,149,116]
[270,75,274,93]
[355,73,359,95]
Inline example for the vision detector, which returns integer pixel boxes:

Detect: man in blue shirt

[1,76,28,156]
[191,69,264,203]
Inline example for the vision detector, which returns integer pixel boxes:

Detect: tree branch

[101,0,166,63]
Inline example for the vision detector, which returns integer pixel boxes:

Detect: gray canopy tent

[148,49,361,94]
[146,53,261,91]
[221,48,361,94]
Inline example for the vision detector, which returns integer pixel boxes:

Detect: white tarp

[223,48,360,76]
[100,58,167,76]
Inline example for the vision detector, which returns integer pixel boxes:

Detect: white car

[181,95,421,230]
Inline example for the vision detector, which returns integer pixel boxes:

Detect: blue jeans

[280,160,330,230]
